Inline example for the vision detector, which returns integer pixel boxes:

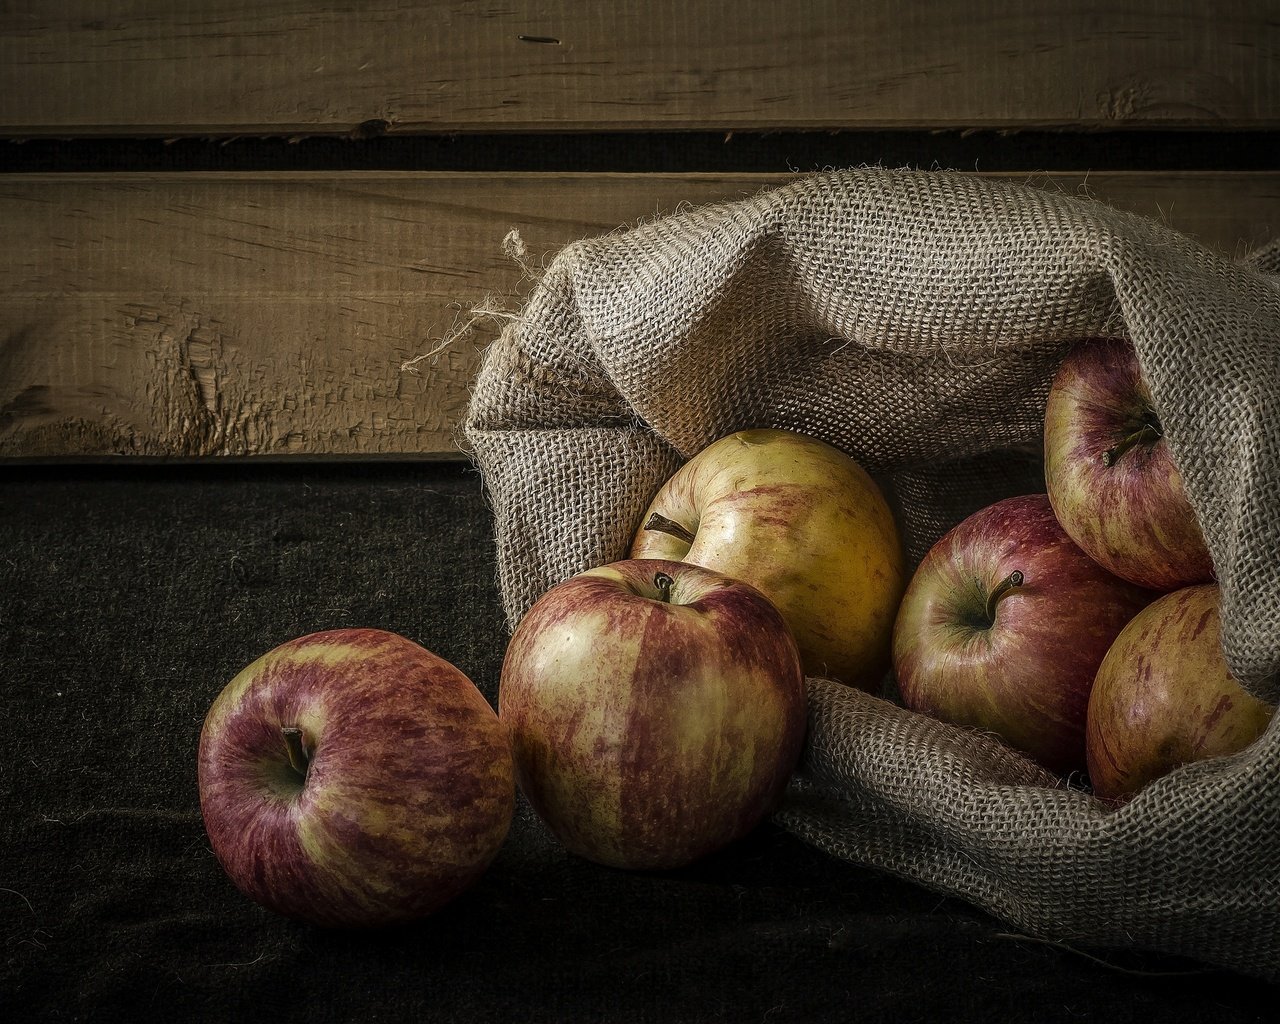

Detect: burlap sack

[463,169,1280,979]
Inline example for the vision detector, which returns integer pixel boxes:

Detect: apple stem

[1101,421,1162,467]
[985,570,1024,626]
[282,726,310,782]
[654,571,675,603]
[643,512,696,546]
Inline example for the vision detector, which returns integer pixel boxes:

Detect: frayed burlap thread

[463,168,1280,979]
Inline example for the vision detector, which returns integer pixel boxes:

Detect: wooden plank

[1,171,1276,460]
[2,2,1277,135]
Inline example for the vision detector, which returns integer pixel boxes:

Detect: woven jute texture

[463,169,1280,979]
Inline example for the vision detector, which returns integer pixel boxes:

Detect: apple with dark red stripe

[198,629,514,926]
[1086,584,1274,802]
[892,494,1153,775]
[1044,337,1214,591]
[499,559,806,870]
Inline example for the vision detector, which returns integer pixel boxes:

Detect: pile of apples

[895,337,1272,796]
[196,336,1272,928]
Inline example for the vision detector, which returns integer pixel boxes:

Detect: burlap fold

[463,168,1280,979]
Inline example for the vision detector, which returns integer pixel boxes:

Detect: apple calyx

[281,726,312,783]
[643,512,696,547]
[653,571,675,603]
[1101,413,1163,467]
[982,570,1024,628]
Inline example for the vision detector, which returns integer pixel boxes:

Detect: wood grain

[2,1,1277,134]
[1,171,1276,460]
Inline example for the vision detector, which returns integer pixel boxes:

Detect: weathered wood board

[2,171,1276,459]
[2,2,1277,134]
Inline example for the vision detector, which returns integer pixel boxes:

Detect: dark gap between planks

[1,130,1276,174]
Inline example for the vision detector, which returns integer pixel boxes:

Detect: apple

[629,427,905,691]
[892,494,1153,775]
[1086,584,1274,802]
[499,558,806,870]
[1044,336,1213,591]
[198,628,515,926]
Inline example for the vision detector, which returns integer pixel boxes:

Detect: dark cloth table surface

[2,463,1273,1022]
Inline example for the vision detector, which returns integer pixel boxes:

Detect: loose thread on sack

[501,228,534,277]
[399,301,494,373]
[400,228,553,374]
[991,932,1219,978]
[497,226,592,322]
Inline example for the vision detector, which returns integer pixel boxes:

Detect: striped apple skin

[893,494,1153,776]
[1086,584,1275,802]
[1044,337,1213,591]
[198,629,514,926]
[630,428,905,692]
[499,559,806,870]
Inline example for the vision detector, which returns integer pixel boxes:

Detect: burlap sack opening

[463,169,1280,979]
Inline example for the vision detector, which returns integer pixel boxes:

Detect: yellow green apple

[629,428,904,690]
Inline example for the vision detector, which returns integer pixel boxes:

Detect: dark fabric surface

[1,462,1274,1023]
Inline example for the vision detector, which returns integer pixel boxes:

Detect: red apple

[499,558,806,870]
[892,494,1153,775]
[629,428,905,691]
[1044,336,1213,591]
[1086,584,1274,802]
[198,629,514,926]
